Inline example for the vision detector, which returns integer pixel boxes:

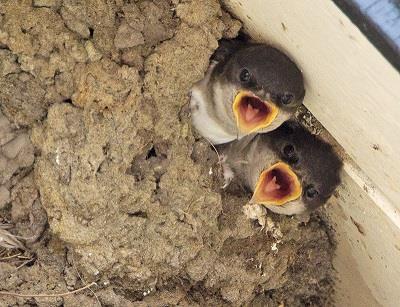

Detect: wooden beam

[223,0,400,305]
[222,0,400,214]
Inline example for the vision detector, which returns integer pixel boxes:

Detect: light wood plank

[223,0,400,216]
[328,164,400,306]
[223,1,400,305]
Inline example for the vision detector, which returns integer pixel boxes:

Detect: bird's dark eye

[278,93,294,105]
[281,121,296,135]
[239,68,251,83]
[283,144,298,163]
[305,185,319,199]
[283,144,294,156]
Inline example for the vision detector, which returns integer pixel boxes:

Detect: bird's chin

[251,162,302,206]
[232,90,279,134]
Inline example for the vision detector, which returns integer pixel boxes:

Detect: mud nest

[0,1,335,306]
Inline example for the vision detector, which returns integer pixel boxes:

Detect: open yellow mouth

[232,91,279,134]
[251,162,302,206]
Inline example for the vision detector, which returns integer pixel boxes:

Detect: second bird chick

[190,39,305,145]
[218,121,342,216]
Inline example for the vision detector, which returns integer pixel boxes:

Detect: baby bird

[218,121,342,216]
[190,39,305,145]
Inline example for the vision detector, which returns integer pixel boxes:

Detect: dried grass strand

[0,223,13,230]
[15,258,34,270]
[0,228,25,250]
[203,136,221,163]
[0,282,97,298]
[72,253,102,306]
[0,253,21,261]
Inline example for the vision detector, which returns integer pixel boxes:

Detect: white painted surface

[222,0,400,306]
[222,0,400,214]
[328,163,400,306]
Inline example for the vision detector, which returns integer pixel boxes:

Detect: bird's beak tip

[232,90,279,134]
[252,161,302,206]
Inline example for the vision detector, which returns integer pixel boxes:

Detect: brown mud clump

[1,1,335,306]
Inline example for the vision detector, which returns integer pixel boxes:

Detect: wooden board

[222,0,400,306]
[329,164,400,306]
[222,0,400,217]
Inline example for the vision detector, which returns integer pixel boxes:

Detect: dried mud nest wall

[0,1,335,306]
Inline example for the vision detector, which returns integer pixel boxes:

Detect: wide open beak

[232,91,279,134]
[251,162,302,206]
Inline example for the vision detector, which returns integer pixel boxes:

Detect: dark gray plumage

[218,121,342,215]
[190,39,305,145]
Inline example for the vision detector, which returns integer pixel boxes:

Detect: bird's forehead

[227,47,304,95]
[298,147,341,197]
[268,127,341,188]
[234,49,279,71]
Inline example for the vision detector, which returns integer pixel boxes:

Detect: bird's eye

[305,185,319,199]
[239,68,251,83]
[283,144,298,163]
[278,93,294,105]
[281,121,296,135]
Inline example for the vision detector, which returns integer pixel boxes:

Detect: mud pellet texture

[0,1,335,306]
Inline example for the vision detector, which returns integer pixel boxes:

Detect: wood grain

[223,0,400,305]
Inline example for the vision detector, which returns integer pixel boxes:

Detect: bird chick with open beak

[190,39,305,145]
[218,121,342,216]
